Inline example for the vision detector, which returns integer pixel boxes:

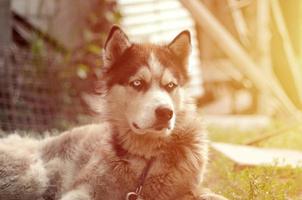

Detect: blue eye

[129,80,144,90]
[165,82,177,91]
[131,80,142,87]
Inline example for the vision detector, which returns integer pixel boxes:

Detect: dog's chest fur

[40,113,207,200]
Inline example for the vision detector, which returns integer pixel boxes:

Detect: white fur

[148,52,164,77]
[60,185,91,200]
[129,67,152,83]
[161,69,178,86]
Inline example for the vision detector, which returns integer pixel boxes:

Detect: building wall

[12,0,99,49]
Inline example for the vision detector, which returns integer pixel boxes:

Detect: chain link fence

[0,47,92,133]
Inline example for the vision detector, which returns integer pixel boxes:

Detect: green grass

[205,121,302,200]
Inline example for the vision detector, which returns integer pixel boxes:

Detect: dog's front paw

[60,188,92,200]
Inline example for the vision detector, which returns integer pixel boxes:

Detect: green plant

[206,122,302,199]
[205,152,302,200]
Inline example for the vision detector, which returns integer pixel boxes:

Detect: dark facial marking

[105,44,150,89]
[153,46,189,85]
[104,44,189,89]
[162,82,178,93]
[129,79,149,92]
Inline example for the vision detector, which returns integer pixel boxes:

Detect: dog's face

[102,26,191,137]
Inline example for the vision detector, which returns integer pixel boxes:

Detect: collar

[111,132,156,199]
[126,156,155,200]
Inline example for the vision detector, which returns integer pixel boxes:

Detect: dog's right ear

[103,25,131,67]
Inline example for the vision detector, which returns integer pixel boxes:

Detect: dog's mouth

[153,123,171,131]
[132,123,140,129]
[131,122,172,135]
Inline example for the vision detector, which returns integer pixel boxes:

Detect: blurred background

[1,0,302,198]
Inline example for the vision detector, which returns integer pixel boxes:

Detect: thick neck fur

[109,101,202,159]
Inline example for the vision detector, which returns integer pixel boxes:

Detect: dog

[0,26,227,200]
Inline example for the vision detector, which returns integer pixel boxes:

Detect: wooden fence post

[180,0,299,116]
[271,0,302,105]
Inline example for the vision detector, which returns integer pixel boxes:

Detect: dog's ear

[168,30,191,66]
[103,25,131,67]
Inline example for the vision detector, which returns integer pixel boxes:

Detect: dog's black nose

[155,107,173,122]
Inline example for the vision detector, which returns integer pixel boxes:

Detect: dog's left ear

[103,25,131,67]
[168,30,191,66]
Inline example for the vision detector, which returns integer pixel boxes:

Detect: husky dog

[0,26,227,200]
